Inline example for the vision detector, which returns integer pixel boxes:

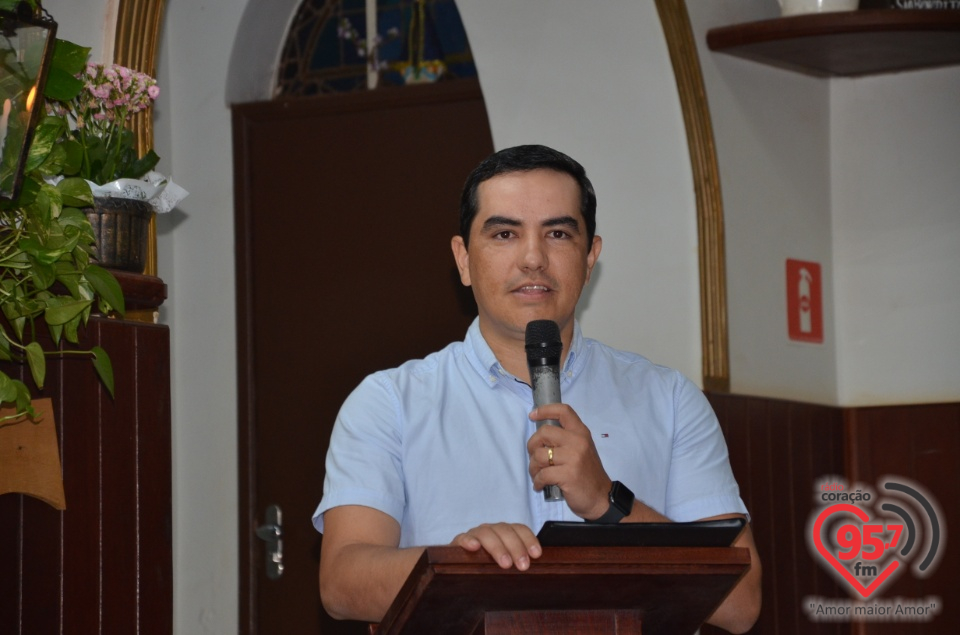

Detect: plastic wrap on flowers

[87,171,189,214]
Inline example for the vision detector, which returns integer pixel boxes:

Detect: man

[314,145,761,633]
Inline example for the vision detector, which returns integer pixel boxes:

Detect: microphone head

[525,320,562,366]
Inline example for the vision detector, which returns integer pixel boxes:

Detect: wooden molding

[655,0,730,392]
[113,0,167,279]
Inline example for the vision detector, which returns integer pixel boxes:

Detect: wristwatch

[587,480,635,524]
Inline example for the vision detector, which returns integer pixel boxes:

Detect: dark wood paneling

[58,340,104,635]
[0,314,172,634]
[846,403,960,635]
[706,393,959,635]
[705,393,847,635]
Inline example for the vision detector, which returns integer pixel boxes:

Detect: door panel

[233,80,492,634]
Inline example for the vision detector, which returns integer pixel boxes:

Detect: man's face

[451,168,601,347]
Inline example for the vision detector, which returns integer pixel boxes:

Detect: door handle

[255,504,284,580]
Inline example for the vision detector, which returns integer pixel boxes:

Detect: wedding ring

[547,447,554,466]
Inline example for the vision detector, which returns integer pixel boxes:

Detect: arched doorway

[233,3,492,632]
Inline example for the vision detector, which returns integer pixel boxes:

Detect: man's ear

[451,236,472,287]
[585,235,602,284]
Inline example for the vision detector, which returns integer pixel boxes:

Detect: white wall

[688,1,960,406]
[689,0,839,404]
[154,1,245,632]
[831,68,960,405]
[41,0,960,632]
[42,0,116,63]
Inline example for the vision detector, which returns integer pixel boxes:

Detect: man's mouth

[515,284,551,294]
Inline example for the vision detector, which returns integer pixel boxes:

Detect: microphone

[525,319,564,503]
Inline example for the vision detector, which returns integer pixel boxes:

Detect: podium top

[376,545,750,635]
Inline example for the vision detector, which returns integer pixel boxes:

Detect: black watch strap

[587,481,635,524]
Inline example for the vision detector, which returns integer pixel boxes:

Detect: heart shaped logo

[812,504,900,599]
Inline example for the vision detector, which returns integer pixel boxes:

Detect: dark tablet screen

[537,517,746,548]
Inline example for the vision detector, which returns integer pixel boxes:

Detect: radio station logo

[804,476,945,623]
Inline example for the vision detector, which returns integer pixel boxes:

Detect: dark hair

[458,145,597,247]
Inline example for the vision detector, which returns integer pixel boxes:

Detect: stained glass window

[276,0,477,97]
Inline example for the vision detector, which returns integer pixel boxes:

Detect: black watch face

[611,481,634,514]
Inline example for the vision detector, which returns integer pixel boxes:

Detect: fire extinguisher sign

[786,259,824,344]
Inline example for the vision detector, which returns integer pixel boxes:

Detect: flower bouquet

[48,61,161,186]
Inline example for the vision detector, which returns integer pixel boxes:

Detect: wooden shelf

[707,10,960,77]
[110,270,167,311]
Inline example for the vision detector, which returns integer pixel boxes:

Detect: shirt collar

[464,317,584,387]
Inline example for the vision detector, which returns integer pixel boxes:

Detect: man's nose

[519,235,547,270]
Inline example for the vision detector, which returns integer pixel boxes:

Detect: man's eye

[494,230,514,239]
[548,230,570,239]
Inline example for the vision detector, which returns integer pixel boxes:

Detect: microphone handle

[530,365,564,502]
[536,419,564,502]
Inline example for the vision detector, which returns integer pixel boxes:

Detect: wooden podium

[374,545,750,635]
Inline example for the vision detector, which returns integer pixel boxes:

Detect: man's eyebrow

[543,216,581,233]
[481,216,522,230]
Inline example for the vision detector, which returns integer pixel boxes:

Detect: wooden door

[233,79,492,634]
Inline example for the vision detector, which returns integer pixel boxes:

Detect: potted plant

[0,4,125,420]
[45,44,179,273]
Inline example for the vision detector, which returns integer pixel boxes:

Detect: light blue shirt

[313,318,747,547]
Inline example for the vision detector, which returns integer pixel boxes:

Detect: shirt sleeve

[312,372,406,533]
[664,375,748,522]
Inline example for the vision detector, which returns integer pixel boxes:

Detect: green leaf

[19,237,62,266]
[92,346,115,399]
[59,206,93,230]
[75,243,92,269]
[25,341,46,390]
[43,67,85,102]
[51,39,91,75]
[23,119,63,172]
[0,326,11,362]
[83,264,125,317]
[13,380,34,417]
[1,302,25,342]
[1,282,32,331]
[36,141,67,176]
[63,312,80,344]
[44,298,92,326]
[47,320,63,344]
[125,149,161,180]
[57,222,82,251]
[28,259,57,291]
[22,180,60,226]
[60,139,84,176]
[0,372,17,405]
[55,265,81,299]
[56,177,94,208]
